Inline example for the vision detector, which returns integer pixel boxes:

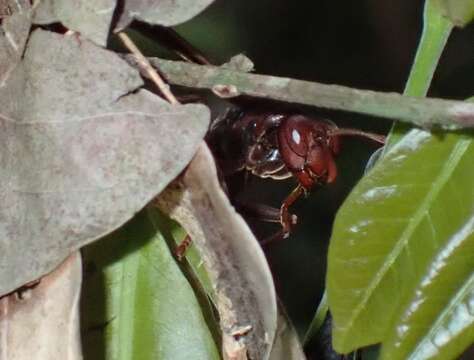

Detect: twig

[118,32,179,105]
[130,23,212,66]
[136,57,474,130]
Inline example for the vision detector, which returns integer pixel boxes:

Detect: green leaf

[81,208,220,360]
[326,2,469,355]
[166,218,216,300]
[327,3,474,356]
[381,217,474,360]
[433,0,474,27]
[327,129,474,354]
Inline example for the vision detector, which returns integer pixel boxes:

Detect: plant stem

[386,0,454,147]
[126,56,474,130]
[118,32,179,105]
[303,290,329,345]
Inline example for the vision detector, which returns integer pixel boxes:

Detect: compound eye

[280,122,308,157]
[278,126,306,171]
[291,129,301,144]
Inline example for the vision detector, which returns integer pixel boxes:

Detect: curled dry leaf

[0,29,210,296]
[114,0,215,31]
[156,143,278,360]
[32,0,116,46]
[0,252,82,360]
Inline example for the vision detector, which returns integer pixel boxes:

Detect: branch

[134,57,474,130]
[118,33,179,105]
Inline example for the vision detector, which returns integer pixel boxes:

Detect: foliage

[81,209,220,360]
[0,0,472,359]
[327,1,474,359]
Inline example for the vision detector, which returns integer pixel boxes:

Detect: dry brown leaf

[0,253,82,360]
[0,29,209,296]
[115,0,215,31]
[156,143,278,360]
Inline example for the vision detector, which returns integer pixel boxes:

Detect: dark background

[147,0,473,341]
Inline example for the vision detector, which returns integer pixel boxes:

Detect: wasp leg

[259,229,288,245]
[236,202,285,223]
[236,186,303,244]
[280,185,305,238]
[234,201,293,245]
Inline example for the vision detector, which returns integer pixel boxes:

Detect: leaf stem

[303,290,329,344]
[386,0,454,147]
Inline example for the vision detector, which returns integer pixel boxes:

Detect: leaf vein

[343,139,471,336]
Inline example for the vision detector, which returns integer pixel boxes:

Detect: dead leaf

[0,29,210,296]
[269,305,307,360]
[0,0,31,85]
[114,0,215,31]
[0,252,82,360]
[32,0,116,46]
[156,143,277,360]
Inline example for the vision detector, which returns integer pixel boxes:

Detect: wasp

[207,109,385,241]
[132,23,385,242]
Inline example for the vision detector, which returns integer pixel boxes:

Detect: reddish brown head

[277,115,340,189]
[209,111,385,192]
